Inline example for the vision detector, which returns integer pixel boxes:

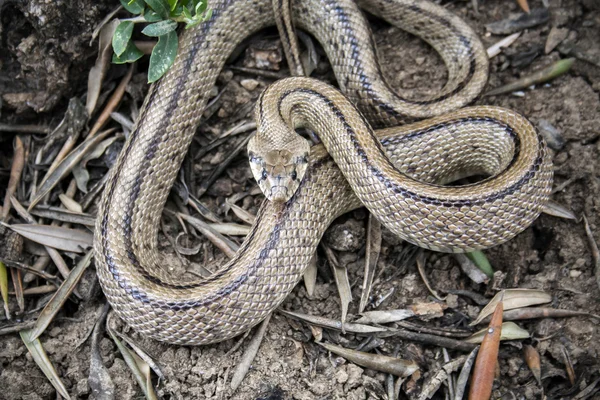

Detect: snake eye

[291,171,297,181]
[261,170,268,181]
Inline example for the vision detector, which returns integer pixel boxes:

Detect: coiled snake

[95,0,553,345]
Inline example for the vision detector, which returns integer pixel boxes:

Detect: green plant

[112,0,212,83]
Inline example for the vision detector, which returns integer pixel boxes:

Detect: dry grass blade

[543,201,577,220]
[323,245,352,325]
[0,260,10,319]
[465,321,529,343]
[88,65,134,138]
[208,222,250,236]
[226,202,256,224]
[5,224,93,253]
[113,332,165,382]
[29,250,93,341]
[418,355,468,400]
[360,215,381,313]
[178,213,238,258]
[10,196,76,281]
[28,206,95,227]
[417,251,446,300]
[108,326,158,400]
[2,136,25,220]
[186,195,222,223]
[22,285,57,296]
[468,294,503,400]
[517,0,530,13]
[29,129,114,210]
[470,289,552,326]
[0,320,36,335]
[355,309,415,324]
[523,345,541,385]
[479,307,600,324]
[318,342,419,377]
[303,254,317,297]
[486,58,575,97]
[20,329,71,399]
[582,215,600,292]
[10,267,24,312]
[230,313,272,391]
[278,309,388,334]
[561,345,576,385]
[58,194,83,213]
[89,304,115,400]
[87,19,120,115]
[573,378,600,400]
[454,347,479,400]
[0,258,59,282]
[487,32,521,58]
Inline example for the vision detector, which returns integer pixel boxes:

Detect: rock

[323,219,365,252]
[240,79,259,91]
[545,27,569,54]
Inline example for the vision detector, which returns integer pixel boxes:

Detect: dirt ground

[0,0,599,399]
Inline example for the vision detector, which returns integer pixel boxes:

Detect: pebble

[323,219,365,252]
[240,79,259,91]
[335,368,349,384]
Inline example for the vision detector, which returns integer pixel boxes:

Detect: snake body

[95,0,552,345]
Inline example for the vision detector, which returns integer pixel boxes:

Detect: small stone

[240,79,259,91]
[335,368,349,384]
[323,219,365,252]
[48,327,62,337]
[415,57,425,65]
[569,269,582,278]
[206,178,233,197]
[537,120,566,150]
[545,27,569,54]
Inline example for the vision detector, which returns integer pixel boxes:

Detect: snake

[94,0,553,345]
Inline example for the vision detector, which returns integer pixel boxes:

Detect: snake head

[248,136,310,203]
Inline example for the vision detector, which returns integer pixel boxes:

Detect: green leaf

[120,0,145,14]
[195,0,207,14]
[142,19,178,37]
[144,10,163,22]
[182,5,192,20]
[148,31,178,83]
[0,261,8,317]
[112,41,144,64]
[112,21,134,57]
[167,0,178,11]
[466,251,494,278]
[144,0,170,18]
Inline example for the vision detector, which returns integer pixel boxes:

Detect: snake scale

[95,0,553,345]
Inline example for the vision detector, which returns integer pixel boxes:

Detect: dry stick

[0,124,50,134]
[384,329,477,352]
[477,307,600,324]
[2,136,25,220]
[582,215,600,292]
[88,64,134,138]
[228,66,288,80]
[394,320,472,339]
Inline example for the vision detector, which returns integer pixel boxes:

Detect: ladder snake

[94,0,553,345]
